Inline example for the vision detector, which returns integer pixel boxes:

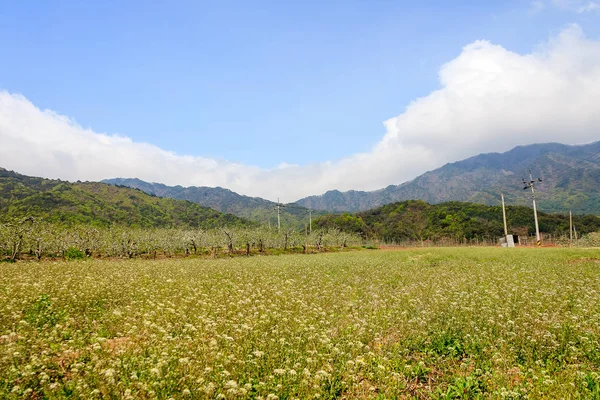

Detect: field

[2,248,600,399]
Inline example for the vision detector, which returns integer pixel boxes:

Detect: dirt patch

[0,333,20,344]
[53,348,84,374]
[568,257,600,264]
[341,377,380,399]
[369,325,406,352]
[53,336,135,368]
[379,246,422,251]
[101,336,135,354]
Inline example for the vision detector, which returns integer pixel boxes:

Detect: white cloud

[551,0,600,12]
[580,2,600,11]
[529,0,546,14]
[1,25,600,202]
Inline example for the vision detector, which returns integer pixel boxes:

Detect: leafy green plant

[24,294,66,329]
[64,247,86,260]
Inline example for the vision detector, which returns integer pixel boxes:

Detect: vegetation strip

[0,219,362,262]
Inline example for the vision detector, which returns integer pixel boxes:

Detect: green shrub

[64,247,85,260]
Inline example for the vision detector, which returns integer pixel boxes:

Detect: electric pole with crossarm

[274,198,284,232]
[522,170,542,246]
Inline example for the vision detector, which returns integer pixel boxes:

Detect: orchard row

[0,217,363,261]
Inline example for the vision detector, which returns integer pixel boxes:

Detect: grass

[1,248,600,399]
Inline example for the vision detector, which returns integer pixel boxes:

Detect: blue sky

[1,1,599,200]
[1,0,598,167]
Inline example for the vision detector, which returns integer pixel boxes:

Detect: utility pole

[522,170,542,246]
[308,208,313,234]
[277,199,281,233]
[569,210,573,244]
[274,198,284,233]
[501,193,508,236]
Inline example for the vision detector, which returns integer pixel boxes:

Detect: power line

[543,148,600,182]
[272,201,315,233]
[541,150,600,209]
[499,145,600,213]
[283,204,310,211]
[488,143,599,194]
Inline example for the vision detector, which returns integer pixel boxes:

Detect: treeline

[0,217,362,262]
[315,200,600,242]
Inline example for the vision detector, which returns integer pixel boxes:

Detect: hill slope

[102,178,321,230]
[297,142,600,214]
[0,168,253,229]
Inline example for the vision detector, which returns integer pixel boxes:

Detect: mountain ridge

[295,141,600,214]
[0,168,253,229]
[102,178,322,229]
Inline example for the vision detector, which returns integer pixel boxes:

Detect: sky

[1,0,600,202]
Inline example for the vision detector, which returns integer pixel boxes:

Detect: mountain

[315,200,600,241]
[296,142,600,214]
[0,168,253,229]
[102,178,322,230]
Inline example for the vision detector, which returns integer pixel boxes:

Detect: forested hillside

[0,168,253,229]
[315,200,600,242]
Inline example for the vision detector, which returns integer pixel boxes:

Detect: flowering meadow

[1,248,600,399]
